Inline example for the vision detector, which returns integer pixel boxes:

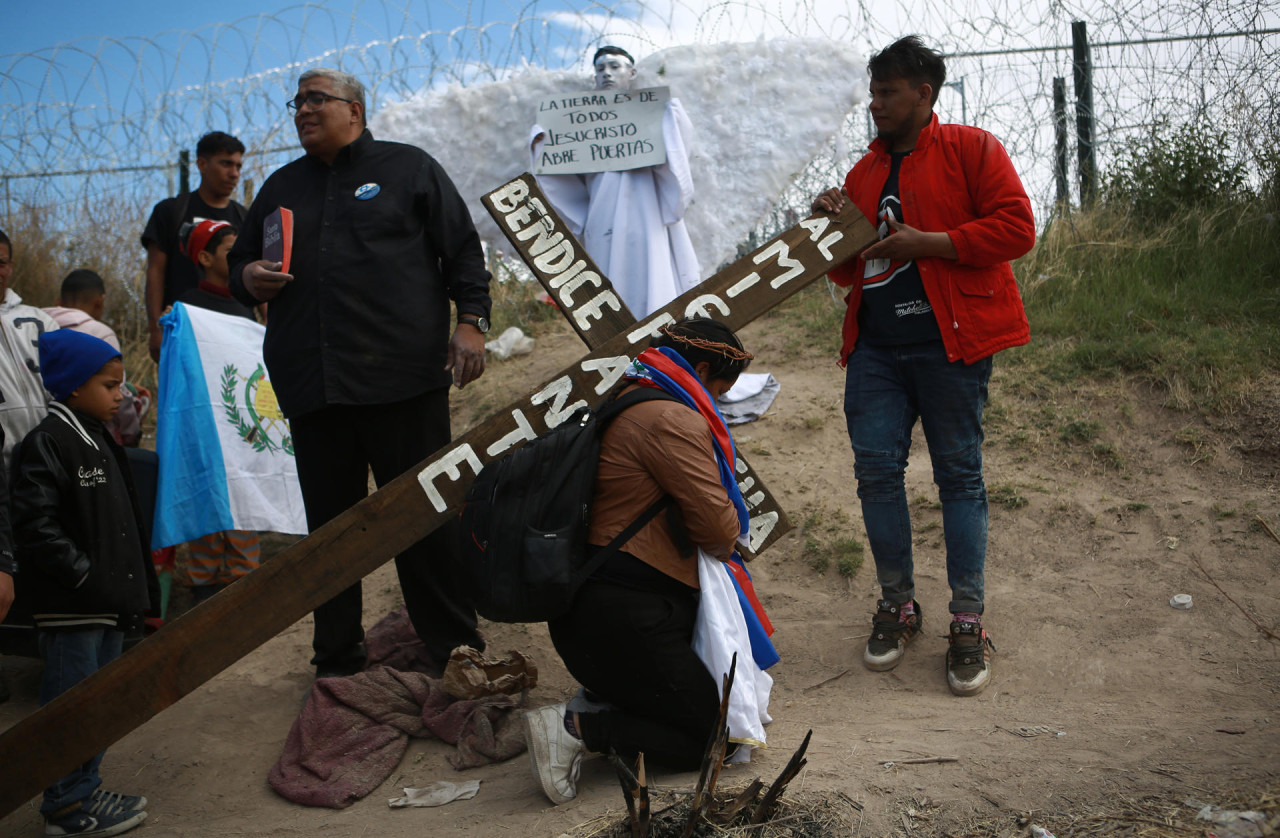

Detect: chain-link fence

[3,0,1277,265]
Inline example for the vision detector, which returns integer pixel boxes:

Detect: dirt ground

[2,310,1277,837]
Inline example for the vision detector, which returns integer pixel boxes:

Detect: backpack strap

[172,191,192,254]
[575,496,671,586]
[574,386,683,582]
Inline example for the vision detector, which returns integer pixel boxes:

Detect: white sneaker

[521,702,587,805]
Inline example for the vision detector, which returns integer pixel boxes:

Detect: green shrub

[1101,117,1249,225]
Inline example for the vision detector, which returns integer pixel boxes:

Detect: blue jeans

[844,341,992,614]
[39,628,123,815]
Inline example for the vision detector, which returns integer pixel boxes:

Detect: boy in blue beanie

[11,329,157,837]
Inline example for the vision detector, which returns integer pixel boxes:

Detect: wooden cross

[0,173,875,817]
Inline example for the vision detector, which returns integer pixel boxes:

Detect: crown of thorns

[659,324,755,361]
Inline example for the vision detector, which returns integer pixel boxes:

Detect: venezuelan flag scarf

[624,347,779,669]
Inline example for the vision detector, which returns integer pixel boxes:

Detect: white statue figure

[530,46,701,317]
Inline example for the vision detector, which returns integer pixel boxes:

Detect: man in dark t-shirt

[856,150,939,346]
[141,131,247,361]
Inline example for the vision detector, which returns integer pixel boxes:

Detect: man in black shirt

[141,131,246,361]
[229,67,491,679]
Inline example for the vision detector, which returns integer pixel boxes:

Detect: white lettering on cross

[573,291,623,331]
[747,510,780,552]
[548,260,588,290]
[627,313,675,345]
[559,268,605,306]
[489,180,530,213]
[485,409,537,458]
[581,355,631,394]
[417,444,483,513]
[534,237,576,273]
[755,240,805,288]
[531,376,588,429]
[799,216,844,260]
[726,272,760,298]
[514,208,561,258]
[684,293,730,319]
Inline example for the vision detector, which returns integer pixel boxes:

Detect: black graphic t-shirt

[857,151,942,346]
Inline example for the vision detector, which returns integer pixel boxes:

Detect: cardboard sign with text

[535,86,669,175]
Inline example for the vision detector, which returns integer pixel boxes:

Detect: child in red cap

[177,220,256,320]
[172,219,261,603]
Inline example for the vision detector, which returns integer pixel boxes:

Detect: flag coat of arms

[153,302,308,548]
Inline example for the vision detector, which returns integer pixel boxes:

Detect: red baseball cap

[185,219,232,264]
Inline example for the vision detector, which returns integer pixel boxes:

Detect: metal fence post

[179,150,190,194]
[1053,76,1070,208]
[1072,20,1097,207]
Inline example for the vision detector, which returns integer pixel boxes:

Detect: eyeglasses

[286,91,357,113]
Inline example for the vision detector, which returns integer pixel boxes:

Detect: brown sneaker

[946,619,995,696]
[863,599,922,671]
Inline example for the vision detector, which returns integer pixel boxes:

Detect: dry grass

[5,203,154,395]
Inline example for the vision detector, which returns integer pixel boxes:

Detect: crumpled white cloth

[716,373,780,425]
[486,326,535,360]
[387,780,481,809]
[691,548,772,763]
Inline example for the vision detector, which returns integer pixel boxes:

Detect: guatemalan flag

[153,303,308,549]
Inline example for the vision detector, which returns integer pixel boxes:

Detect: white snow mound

[372,38,865,276]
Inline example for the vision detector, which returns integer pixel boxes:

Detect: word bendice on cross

[0,173,876,819]
[471,174,848,557]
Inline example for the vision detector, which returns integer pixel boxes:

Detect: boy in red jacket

[813,36,1035,697]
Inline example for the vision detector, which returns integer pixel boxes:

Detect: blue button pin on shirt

[355,183,381,201]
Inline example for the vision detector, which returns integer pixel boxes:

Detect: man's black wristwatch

[458,314,490,334]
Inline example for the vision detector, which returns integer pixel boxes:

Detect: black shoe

[863,599,922,671]
[946,619,995,696]
[315,661,364,680]
[44,799,147,837]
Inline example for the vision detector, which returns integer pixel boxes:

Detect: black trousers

[548,578,719,770]
[289,388,482,672]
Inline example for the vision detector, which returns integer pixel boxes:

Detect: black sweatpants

[548,577,720,770]
[289,388,482,673]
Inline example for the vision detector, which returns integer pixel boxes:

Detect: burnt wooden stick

[610,753,640,831]
[681,654,738,838]
[696,675,737,798]
[748,729,813,825]
[636,753,650,838]
[710,778,766,825]
[687,654,737,806]
[0,177,875,818]
[703,656,740,800]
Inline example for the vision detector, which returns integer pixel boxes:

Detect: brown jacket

[587,387,740,588]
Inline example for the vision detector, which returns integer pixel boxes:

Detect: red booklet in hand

[263,207,294,274]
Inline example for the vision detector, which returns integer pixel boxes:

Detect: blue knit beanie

[38,330,123,402]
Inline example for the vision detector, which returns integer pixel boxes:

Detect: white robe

[531,98,701,317]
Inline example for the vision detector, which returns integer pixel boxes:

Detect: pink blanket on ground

[268,665,527,809]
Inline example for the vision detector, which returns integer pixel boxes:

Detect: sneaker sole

[947,661,992,696]
[46,810,147,838]
[520,710,573,806]
[863,643,904,671]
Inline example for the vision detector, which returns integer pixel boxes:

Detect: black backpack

[458,387,678,623]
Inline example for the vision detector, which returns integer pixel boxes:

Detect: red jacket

[830,114,1035,365]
